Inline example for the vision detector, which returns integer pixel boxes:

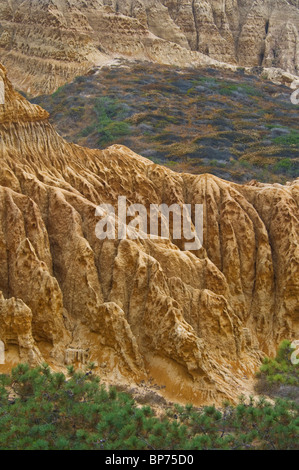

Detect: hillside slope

[32,61,299,184]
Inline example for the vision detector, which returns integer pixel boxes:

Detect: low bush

[0,362,298,450]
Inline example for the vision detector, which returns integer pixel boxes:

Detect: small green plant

[274,130,299,146]
[255,340,299,403]
[258,340,299,387]
[219,83,262,97]
[93,97,132,146]
[273,158,298,177]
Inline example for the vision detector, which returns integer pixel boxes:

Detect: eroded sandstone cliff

[0,0,299,95]
[0,63,298,404]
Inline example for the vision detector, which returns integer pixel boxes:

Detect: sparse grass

[32,62,299,183]
[219,83,262,97]
[274,130,299,146]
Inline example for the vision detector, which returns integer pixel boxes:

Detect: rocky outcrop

[0,0,298,95]
[0,63,298,404]
[0,293,43,364]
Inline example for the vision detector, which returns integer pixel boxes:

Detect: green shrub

[255,340,299,405]
[273,158,298,177]
[274,131,299,146]
[258,340,299,387]
[0,363,298,450]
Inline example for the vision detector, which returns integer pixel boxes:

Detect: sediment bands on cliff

[0,63,298,404]
[0,0,299,95]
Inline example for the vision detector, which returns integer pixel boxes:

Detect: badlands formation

[0,0,299,95]
[0,63,298,404]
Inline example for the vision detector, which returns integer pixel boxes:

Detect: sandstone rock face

[0,0,298,95]
[0,63,298,404]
